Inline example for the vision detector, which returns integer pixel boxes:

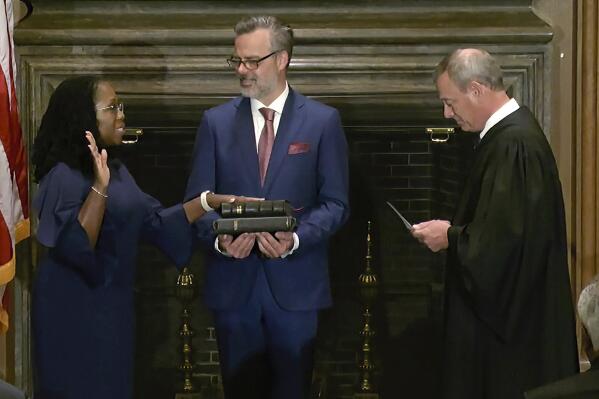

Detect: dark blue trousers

[213,266,318,399]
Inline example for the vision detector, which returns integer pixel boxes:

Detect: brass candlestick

[354,221,379,399]
[175,267,201,399]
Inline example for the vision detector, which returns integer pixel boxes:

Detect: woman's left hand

[85,131,109,191]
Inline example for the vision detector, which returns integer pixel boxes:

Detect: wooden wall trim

[17,2,552,46]
[576,0,599,299]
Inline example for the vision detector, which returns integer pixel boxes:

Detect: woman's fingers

[100,149,108,165]
[85,131,101,158]
[85,131,97,147]
[84,131,110,188]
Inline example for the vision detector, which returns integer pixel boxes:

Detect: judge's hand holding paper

[411,220,451,252]
[387,200,450,252]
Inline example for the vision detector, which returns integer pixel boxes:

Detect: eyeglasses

[226,50,280,70]
[96,102,124,114]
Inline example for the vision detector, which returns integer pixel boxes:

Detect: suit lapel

[233,98,261,188]
[263,89,306,193]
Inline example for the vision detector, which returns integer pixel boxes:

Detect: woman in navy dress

[31,76,240,399]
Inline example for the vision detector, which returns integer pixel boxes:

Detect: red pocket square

[288,142,310,154]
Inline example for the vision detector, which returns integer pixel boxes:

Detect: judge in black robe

[412,48,579,399]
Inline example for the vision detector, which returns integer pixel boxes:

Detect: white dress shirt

[479,98,520,141]
[250,84,289,149]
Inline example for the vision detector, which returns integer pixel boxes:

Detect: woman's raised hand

[85,131,109,192]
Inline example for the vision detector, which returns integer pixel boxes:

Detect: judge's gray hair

[234,15,294,64]
[434,48,505,92]
[578,276,599,351]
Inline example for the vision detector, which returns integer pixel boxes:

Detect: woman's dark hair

[31,75,104,182]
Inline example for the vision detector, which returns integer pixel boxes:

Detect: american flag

[0,0,29,334]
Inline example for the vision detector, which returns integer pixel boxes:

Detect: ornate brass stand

[354,221,380,399]
[175,267,201,399]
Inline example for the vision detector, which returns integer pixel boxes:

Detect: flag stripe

[0,0,27,217]
[0,280,10,333]
[0,212,14,334]
[0,210,11,266]
[0,255,14,284]
[0,0,29,334]
[15,218,29,243]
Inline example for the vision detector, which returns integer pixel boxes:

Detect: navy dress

[32,162,191,399]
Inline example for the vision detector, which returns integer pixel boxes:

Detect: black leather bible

[213,216,296,235]
[220,200,293,218]
[213,200,297,234]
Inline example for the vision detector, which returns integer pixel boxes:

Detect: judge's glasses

[96,102,124,114]
[226,50,281,70]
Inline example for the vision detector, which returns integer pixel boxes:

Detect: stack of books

[212,200,297,235]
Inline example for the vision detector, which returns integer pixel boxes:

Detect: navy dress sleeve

[34,163,105,285]
[139,192,193,268]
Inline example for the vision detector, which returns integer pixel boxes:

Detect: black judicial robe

[443,107,579,399]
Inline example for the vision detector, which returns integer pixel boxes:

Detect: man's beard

[239,76,276,100]
[240,85,257,98]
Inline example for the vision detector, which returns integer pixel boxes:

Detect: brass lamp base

[354,393,380,399]
[174,393,201,399]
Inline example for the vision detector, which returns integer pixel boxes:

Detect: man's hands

[212,196,293,259]
[411,220,450,253]
[218,233,256,259]
[218,231,294,259]
[256,232,294,258]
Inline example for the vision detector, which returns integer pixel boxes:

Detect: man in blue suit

[185,15,349,399]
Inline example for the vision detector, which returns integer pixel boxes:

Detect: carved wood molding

[16,51,544,133]
[576,0,599,299]
[17,2,552,46]
[15,1,552,139]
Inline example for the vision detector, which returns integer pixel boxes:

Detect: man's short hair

[578,276,599,351]
[234,16,294,64]
[434,48,505,92]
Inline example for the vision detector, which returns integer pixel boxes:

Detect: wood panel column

[576,0,599,300]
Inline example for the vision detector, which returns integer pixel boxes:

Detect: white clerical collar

[479,98,520,140]
[251,83,289,116]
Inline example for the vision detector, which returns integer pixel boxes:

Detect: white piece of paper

[386,201,413,231]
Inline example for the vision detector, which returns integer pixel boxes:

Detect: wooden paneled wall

[576,0,599,348]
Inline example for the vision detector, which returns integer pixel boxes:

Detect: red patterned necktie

[258,107,275,186]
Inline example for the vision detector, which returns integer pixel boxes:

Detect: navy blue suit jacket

[185,89,349,311]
